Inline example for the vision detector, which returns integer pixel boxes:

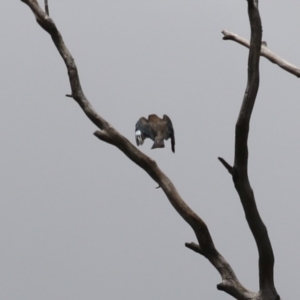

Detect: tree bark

[219,1,279,299]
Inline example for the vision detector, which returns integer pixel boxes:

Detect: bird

[135,114,175,153]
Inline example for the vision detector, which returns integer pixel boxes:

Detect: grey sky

[1,1,299,299]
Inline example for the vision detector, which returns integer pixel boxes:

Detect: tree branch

[44,0,49,16]
[185,242,203,255]
[227,0,279,298]
[222,30,300,78]
[21,0,110,132]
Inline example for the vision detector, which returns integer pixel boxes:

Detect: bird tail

[170,135,175,153]
[152,139,165,149]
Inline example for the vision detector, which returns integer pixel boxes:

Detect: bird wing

[163,114,175,153]
[135,117,155,145]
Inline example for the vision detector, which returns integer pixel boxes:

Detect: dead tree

[20,0,285,299]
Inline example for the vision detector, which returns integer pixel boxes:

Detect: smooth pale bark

[222,30,300,78]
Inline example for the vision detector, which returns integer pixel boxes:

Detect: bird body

[135,114,175,153]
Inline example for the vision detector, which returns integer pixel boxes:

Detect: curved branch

[221,1,278,298]
[21,0,257,299]
[222,30,300,78]
[21,0,110,132]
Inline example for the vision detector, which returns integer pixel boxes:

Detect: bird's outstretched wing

[135,117,155,146]
[163,114,175,153]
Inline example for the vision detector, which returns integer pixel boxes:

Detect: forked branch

[220,0,279,299]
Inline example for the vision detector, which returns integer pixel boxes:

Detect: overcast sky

[1,1,300,299]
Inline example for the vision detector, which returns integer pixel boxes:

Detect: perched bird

[135,114,175,153]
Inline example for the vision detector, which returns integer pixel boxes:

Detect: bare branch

[227,0,278,298]
[218,157,234,173]
[44,0,49,16]
[222,30,300,78]
[21,0,110,131]
[185,242,203,254]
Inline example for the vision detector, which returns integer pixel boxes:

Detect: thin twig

[44,0,49,16]
[185,242,203,255]
[218,157,233,174]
